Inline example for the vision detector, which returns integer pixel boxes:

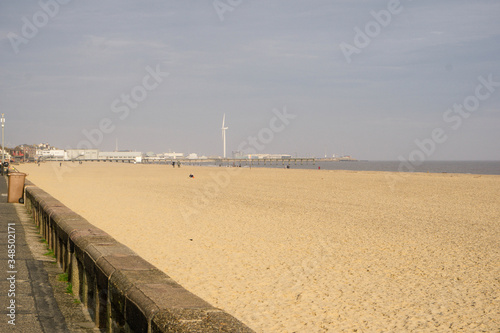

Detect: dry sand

[17,162,500,332]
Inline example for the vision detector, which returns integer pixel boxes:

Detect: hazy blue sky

[1,0,499,160]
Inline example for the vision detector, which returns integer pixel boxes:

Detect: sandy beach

[17,162,500,332]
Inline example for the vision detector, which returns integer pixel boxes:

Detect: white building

[37,149,66,161]
[243,154,292,159]
[161,152,184,159]
[268,154,292,159]
[66,149,99,161]
[1,152,11,162]
[99,151,142,163]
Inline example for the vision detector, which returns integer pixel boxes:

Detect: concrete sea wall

[24,182,253,333]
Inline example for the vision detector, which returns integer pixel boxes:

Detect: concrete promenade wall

[23,182,254,333]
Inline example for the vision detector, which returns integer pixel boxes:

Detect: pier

[142,157,317,167]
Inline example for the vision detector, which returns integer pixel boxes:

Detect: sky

[1,0,499,160]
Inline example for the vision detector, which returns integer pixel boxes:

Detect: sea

[203,160,500,175]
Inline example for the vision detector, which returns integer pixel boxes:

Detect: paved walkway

[0,176,98,332]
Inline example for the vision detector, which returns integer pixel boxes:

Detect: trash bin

[7,172,26,204]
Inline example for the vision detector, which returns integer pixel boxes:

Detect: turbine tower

[222,114,228,158]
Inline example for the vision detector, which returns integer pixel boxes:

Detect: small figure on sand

[172,161,175,168]
[189,174,194,179]
[177,161,181,168]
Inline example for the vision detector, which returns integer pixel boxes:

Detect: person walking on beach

[172,161,175,168]
[177,161,181,168]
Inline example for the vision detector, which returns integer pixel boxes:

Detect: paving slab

[0,176,99,332]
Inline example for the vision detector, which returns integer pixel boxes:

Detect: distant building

[11,149,24,162]
[161,152,184,159]
[1,149,11,162]
[268,154,292,159]
[37,149,65,161]
[240,154,292,160]
[66,149,99,161]
[99,151,142,163]
[9,144,37,162]
[232,151,244,159]
[16,144,37,162]
[36,143,54,150]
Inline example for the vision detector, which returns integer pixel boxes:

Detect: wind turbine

[221,114,228,158]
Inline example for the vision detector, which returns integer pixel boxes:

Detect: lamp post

[1,113,5,175]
